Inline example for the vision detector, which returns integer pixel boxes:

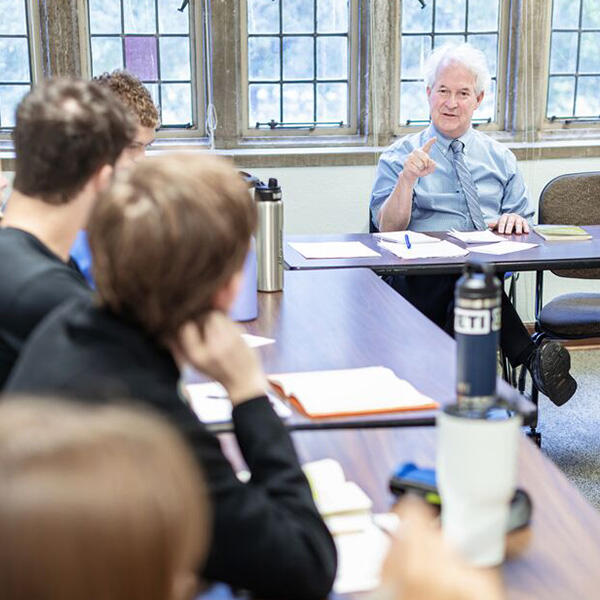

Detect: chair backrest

[538,171,600,279]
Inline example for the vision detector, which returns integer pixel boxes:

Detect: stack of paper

[534,225,592,241]
[303,459,396,594]
[373,230,440,244]
[288,241,380,259]
[447,229,505,244]
[268,366,437,418]
[184,382,292,423]
[378,239,469,260]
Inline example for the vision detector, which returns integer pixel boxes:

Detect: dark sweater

[5,296,337,599]
[0,227,90,388]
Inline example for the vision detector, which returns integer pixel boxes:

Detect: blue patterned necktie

[450,139,487,231]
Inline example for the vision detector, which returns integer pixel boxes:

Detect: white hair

[423,43,491,95]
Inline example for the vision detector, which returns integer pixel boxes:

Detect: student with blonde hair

[0,397,209,600]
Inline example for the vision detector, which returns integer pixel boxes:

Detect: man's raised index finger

[421,137,437,154]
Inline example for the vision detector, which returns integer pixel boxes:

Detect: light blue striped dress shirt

[370,124,534,232]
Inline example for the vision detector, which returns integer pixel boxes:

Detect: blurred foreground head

[89,153,256,340]
[0,398,209,600]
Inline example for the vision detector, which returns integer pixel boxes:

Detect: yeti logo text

[454,308,491,335]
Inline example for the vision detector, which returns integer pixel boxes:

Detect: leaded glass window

[246,0,353,130]
[400,0,501,126]
[0,0,33,129]
[87,0,194,127]
[547,0,600,121]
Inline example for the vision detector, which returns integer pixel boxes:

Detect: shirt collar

[427,124,475,155]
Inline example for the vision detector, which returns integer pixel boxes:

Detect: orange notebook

[268,366,438,419]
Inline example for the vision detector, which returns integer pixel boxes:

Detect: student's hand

[400,138,438,186]
[488,213,530,235]
[379,497,504,600]
[172,312,268,406]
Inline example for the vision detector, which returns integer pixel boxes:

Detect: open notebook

[268,366,438,418]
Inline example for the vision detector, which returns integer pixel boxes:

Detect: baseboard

[523,323,600,350]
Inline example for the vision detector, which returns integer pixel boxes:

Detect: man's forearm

[378,174,415,232]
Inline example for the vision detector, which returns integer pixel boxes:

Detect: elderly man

[370,43,576,407]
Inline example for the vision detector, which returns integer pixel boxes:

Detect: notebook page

[373,231,439,244]
[469,241,538,255]
[288,241,380,259]
[377,240,469,260]
[447,229,504,244]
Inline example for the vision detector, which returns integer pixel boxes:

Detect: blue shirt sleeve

[70,230,95,288]
[501,150,534,223]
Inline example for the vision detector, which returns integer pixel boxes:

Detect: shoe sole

[538,342,577,407]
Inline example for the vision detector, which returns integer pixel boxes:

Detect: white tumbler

[436,406,522,566]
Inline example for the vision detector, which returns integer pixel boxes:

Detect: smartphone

[389,462,532,532]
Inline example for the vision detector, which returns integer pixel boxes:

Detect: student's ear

[475,90,484,109]
[212,270,243,312]
[93,164,114,194]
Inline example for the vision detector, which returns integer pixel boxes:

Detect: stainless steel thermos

[256,178,283,292]
[454,261,501,410]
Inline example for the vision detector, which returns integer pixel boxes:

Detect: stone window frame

[2,0,600,162]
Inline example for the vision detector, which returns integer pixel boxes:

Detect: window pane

[582,0,600,29]
[158,0,189,34]
[89,0,121,34]
[317,82,347,122]
[468,34,497,74]
[477,78,496,121]
[552,0,579,29]
[248,0,279,34]
[145,83,159,110]
[91,37,123,75]
[283,37,314,80]
[433,34,464,48]
[282,0,314,33]
[317,37,347,79]
[0,38,30,83]
[0,0,27,35]
[579,32,600,74]
[0,84,29,128]
[317,0,348,33]
[547,76,575,117]
[248,37,280,80]
[123,0,156,34]
[160,83,192,125]
[159,36,191,81]
[401,35,429,79]
[435,0,466,33]
[282,83,314,122]
[400,81,429,123]
[549,32,578,74]
[575,77,600,116]
[468,1,498,32]
[402,0,433,33]
[249,83,280,124]
[124,36,158,81]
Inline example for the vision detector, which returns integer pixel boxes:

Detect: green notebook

[534,225,592,241]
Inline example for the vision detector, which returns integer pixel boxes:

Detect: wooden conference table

[206,269,600,599]
[207,269,531,432]
[284,226,600,275]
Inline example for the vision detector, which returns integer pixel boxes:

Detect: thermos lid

[255,177,282,201]
[456,260,501,298]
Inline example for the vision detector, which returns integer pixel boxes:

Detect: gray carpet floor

[536,348,600,509]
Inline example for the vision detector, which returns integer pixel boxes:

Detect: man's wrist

[226,375,269,406]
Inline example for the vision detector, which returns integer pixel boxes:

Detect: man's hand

[171,312,268,406]
[401,138,438,185]
[379,497,504,600]
[488,213,530,235]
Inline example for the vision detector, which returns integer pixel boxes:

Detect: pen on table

[404,233,411,249]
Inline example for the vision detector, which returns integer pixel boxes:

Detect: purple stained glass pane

[124,36,158,81]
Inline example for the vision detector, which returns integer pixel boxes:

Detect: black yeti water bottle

[454,261,502,410]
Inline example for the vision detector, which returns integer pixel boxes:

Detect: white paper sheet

[373,231,440,245]
[469,241,538,255]
[185,382,292,423]
[289,241,380,259]
[268,366,435,417]
[447,229,505,244]
[378,240,469,260]
[241,333,275,348]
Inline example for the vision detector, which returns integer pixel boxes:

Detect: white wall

[251,157,600,323]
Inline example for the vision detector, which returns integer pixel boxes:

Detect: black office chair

[523,172,600,445]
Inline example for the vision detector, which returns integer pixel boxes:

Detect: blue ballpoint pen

[404,233,411,249]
